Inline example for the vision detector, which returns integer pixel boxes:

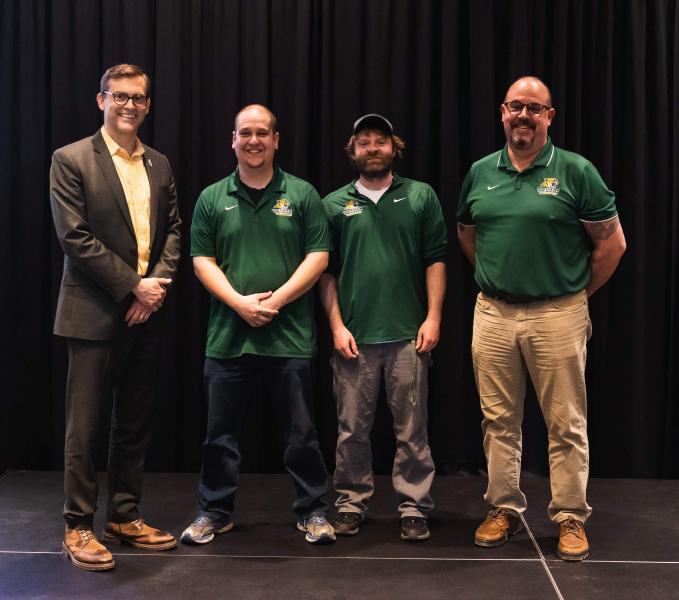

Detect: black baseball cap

[352,113,394,135]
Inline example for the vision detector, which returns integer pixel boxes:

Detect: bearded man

[457,77,626,560]
[319,114,447,541]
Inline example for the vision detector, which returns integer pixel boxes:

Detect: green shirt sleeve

[577,161,617,222]
[302,186,331,253]
[456,170,475,225]
[422,186,448,265]
[190,190,216,257]
[322,196,340,275]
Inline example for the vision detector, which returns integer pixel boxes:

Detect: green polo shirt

[324,175,447,344]
[191,167,330,358]
[457,139,617,299]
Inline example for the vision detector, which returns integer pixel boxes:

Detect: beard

[354,153,394,180]
[508,118,537,150]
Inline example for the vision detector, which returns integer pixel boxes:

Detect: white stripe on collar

[545,145,555,167]
[496,144,555,169]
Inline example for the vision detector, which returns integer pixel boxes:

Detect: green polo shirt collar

[497,138,555,173]
[226,165,287,206]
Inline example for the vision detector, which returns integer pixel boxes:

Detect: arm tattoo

[586,217,619,241]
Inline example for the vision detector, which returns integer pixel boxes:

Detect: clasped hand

[235,291,279,327]
[126,277,172,327]
[133,277,172,311]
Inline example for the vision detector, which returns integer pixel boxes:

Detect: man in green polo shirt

[457,77,626,560]
[181,104,335,545]
[319,114,447,541]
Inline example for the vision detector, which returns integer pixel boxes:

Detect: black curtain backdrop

[1,0,678,480]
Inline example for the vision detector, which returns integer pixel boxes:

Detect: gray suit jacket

[50,129,181,340]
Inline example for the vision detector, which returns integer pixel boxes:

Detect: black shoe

[401,516,430,541]
[334,512,363,536]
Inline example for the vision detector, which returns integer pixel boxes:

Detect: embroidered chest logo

[537,177,560,196]
[342,199,363,217]
[272,198,293,217]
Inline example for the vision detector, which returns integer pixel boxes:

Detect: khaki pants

[332,341,435,517]
[472,291,592,523]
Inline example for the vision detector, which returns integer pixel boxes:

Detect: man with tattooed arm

[457,76,626,561]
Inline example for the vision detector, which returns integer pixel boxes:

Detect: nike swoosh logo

[393,197,407,203]
[487,184,502,190]
[224,205,239,211]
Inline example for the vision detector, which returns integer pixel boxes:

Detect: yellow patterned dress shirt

[101,127,151,275]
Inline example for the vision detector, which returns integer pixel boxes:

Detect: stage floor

[0,471,677,599]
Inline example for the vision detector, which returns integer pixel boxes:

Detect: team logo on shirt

[342,199,363,217]
[272,198,293,217]
[537,177,560,196]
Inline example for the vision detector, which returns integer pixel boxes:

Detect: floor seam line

[2,549,677,565]
[2,550,679,565]
[521,515,566,600]
[0,550,542,561]
[546,559,679,565]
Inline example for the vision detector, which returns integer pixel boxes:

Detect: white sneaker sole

[181,521,233,545]
[296,522,336,544]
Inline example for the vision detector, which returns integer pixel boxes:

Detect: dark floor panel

[0,471,540,560]
[2,471,678,600]
[0,471,184,553]
[521,478,679,562]
[549,562,679,600]
[0,553,557,600]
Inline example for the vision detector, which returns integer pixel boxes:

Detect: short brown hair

[345,131,406,161]
[100,64,151,95]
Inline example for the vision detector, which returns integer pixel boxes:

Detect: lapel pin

[148,157,153,167]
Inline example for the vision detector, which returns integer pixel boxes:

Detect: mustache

[511,118,536,131]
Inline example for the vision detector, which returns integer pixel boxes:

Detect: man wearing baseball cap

[319,114,447,541]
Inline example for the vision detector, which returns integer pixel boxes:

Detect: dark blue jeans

[197,355,329,521]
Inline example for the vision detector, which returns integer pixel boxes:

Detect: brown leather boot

[63,527,115,571]
[103,519,177,550]
[557,518,589,561]
[474,507,523,547]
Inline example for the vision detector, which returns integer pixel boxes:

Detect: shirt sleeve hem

[579,213,618,224]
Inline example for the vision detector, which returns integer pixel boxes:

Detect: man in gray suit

[50,64,181,571]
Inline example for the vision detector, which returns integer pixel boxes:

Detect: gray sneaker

[296,514,336,544]
[181,515,233,545]
[401,516,430,541]
[334,511,363,536]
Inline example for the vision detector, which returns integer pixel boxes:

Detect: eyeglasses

[102,91,149,107]
[503,101,551,115]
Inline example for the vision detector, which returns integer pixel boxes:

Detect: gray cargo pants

[332,340,435,517]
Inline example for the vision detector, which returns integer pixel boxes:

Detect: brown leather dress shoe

[474,507,523,547]
[63,527,116,571]
[557,518,589,561]
[103,519,177,550]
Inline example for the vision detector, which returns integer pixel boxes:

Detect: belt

[489,291,562,305]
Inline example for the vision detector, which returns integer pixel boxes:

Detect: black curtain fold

[1,0,677,478]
